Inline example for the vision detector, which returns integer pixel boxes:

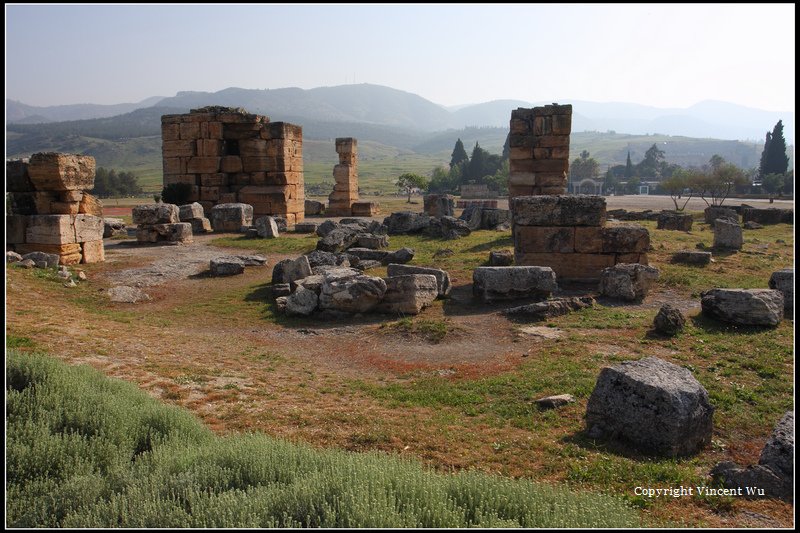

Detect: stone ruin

[327,137,359,216]
[507,105,650,283]
[161,106,304,226]
[6,153,105,265]
[508,104,571,198]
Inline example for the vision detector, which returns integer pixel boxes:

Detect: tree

[449,138,469,170]
[709,154,725,172]
[761,173,785,202]
[624,151,634,178]
[660,169,695,211]
[428,166,458,194]
[626,176,641,194]
[570,150,600,181]
[604,168,619,195]
[637,143,666,178]
[759,120,789,177]
[690,161,747,206]
[396,173,428,203]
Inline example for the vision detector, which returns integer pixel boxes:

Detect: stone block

[423,194,455,217]
[600,224,650,253]
[514,226,575,253]
[162,140,196,158]
[49,201,80,215]
[255,216,280,238]
[514,252,616,282]
[27,153,96,191]
[132,204,179,225]
[6,215,28,244]
[179,121,201,140]
[472,266,557,303]
[189,217,212,234]
[701,288,784,327]
[768,268,793,309]
[657,212,693,231]
[179,202,205,221]
[210,203,253,232]
[186,156,220,174]
[74,214,104,242]
[599,263,660,301]
[220,156,244,173]
[671,250,712,265]
[25,215,76,244]
[81,240,105,263]
[713,218,743,250]
[387,263,451,298]
[511,195,606,226]
[210,256,246,276]
[78,193,103,216]
[375,274,438,315]
[6,159,34,192]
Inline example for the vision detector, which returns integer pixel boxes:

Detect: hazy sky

[5,4,796,111]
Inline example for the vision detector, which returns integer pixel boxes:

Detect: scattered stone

[760,411,794,485]
[210,256,246,276]
[351,202,381,217]
[273,216,288,233]
[316,227,360,253]
[704,206,739,224]
[374,274,438,315]
[586,357,714,456]
[103,217,127,238]
[356,234,389,249]
[132,203,179,225]
[713,218,743,250]
[76,270,88,281]
[472,266,557,303]
[6,251,23,263]
[346,248,390,263]
[282,256,313,286]
[426,216,471,239]
[210,203,253,232]
[656,212,693,231]
[354,259,382,271]
[21,251,60,269]
[517,326,563,339]
[236,255,268,266]
[481,208,511,230]
[671,250,712,265]
[433,248,454,259]
[294,222,319,233]
[63,279,77,288]
[304,250,350,269]
[189,217,212,234]
[742,207,793,225]
[108,285,151,303]
[768,268,793,309]
[318,272,387,313]
[316,220,339,237]
[387,264,451,298]
[535,394,575,409]
[244,228,260,239]
[305,199,324,215]
[423,194,455,217]
[178,202,205,221]
[700,288,784,327]
[285,285,319,316]
[255,216,280,238]
[57,269,71,280]
[653,304,686,335]
[489,250,514,266]
[599,263,659,301]
[459,205,484,230]
[503,296,594,321]
[383,211,432,235]
[380,247,412,265]
[743,221,764,230]
[272,283,291,298]
[14,259,35,269]
[275,296,288,313]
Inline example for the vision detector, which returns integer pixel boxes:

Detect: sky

[5,4,796,111]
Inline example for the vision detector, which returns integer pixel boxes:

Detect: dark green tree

[396,173,429,203]
[570,150,600,181]
[467,142,487,181]
[449,138,469,170]
[759,120,789,177]
[624,151,634,178]
[637,144,666,178]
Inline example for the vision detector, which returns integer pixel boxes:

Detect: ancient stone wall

[327,138,358,216]
[508,104,572,199]
[6,153,105,264]
[161,106,304,225]
[512,195,650,282]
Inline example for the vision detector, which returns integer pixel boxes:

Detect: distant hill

[8,84,793,143]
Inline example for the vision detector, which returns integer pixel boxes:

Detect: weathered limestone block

[318,272,387,313]
[286,285,319,316]
[375,274,438,315]
[255,216,280,238]
[586,357,714,456]
[653,304,686,335]
[150,223,193,243]
[424,194,455,217]
[74,214,104,242]
[426,216,472,240]
[346,248,390,263]
[7,251,23,263]
[316,227,360,253]
[6,159,33,192]
[81,240,105,263]
[599,224,650,253]
[356,234,389,249]
[657,212,693,231]
[19,251,61,268]
[179,202,205,221]
[103,218,127,238]
[489,250,514,266]
[481,208,511,229]
[49,201,80,215]
[768,268,793,309]
[25,215,76,244]
[514,226,575,253]
[713,219,743,250]
[511,195,606,226]
[383,211,432,234]
[108,286,151,303]
[535,394,575,410]
[742,207,793,225]
[189,217,212,233]
[459,205,484,230]
[704,206,739,224]
[383,247,415,265]
[760,411,794,485]
[599,263,660,301]
[210,203,253,232]
[305,199,325,215]
[701,288,784,327]
[502,296,594,321]
[294,222,319,233]
[672,250,712,265]
[472,266,557,303]
[27,152,96,191]
[132,204,179,225]
[282,255,313,286]
[514,252,615,282]
[304,250,350,269]
[351,202,381,217]
[78,193,103,216]
[210,256,246,276]
[387,263,451,298]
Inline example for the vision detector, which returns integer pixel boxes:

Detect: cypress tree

[761,120,789,176]
[450,138,469,170]
[624,151,634,178]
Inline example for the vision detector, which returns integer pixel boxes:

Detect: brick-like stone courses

[508,104,572,199]
[512,195,650,282]
[327,138,359,216]
[6,153,104,265]
[161,106,304,225]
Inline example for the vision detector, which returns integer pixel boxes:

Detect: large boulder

[294,222,319,234]
[346,248,390,263]
[132,203,179,225]
[281,256,313,286]
[700,289,784,327]
[318,272,387,313]
[586,357,714,456]
[713,218,743,250]
[374,274,438,315]
[768,268,793,309]
[481,208,511,229]
[27,152,96,191]
[472,266,557,303]
[423,194,455,218]
[285,285,319,316]
[383,211,432,235]
[599,263,659,301]
[387,263,451,298]
[210,203,253,232]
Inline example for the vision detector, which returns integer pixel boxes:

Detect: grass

[7,350,640,528]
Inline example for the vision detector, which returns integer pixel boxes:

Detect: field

[5,197,794,527]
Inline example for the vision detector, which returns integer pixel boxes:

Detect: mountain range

[6,84,794,143]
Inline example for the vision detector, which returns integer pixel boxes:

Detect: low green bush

[7,350,640,528]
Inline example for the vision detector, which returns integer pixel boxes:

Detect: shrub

[161,183,193,205]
